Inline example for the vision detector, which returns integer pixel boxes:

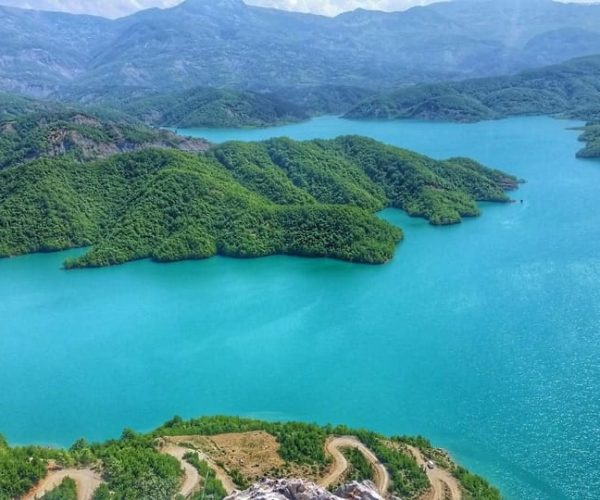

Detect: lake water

[2,116,599,499]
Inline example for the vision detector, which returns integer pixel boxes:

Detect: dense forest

[48,84,375,129]
[346,55,600,123]
[0,434,50,498]
[0,110,208,169]
[0,112,518,268]
[123,87,310,128]
[267,86,374,117]
[1,85,374,131]
[0,415,500,500]
[119,85,377,128]
[577,122,600,158]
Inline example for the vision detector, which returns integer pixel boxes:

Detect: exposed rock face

[41,127,209,161]
[334,481,384,500]
[225,479,384,500]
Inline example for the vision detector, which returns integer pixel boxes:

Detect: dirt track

[23,469,102,500]
[406,445,462,500]
[162,438,237,496]
[319,436,390,494]
[162,444,202,497]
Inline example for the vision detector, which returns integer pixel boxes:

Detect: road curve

[23,469,102,500]
[161,439,236,496]
[406,445,462,500]
[319,436,390,495]
[162,444,201,498]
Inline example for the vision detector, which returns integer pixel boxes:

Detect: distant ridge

[345,54,600,123]
[3,0,600,97]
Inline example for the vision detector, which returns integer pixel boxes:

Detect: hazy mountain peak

[179,0,247,11]
[455,0,552,3]
[2,0,600,97]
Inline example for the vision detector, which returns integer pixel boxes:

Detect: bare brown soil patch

[208,431,285,478]
[169,431,321,484]
[170,432,285,482]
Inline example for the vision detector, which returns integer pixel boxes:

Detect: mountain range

[3,0,600,98]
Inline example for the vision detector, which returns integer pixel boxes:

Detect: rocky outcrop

[225,479,384,500]
[334,481,384,500]
[0,111,211,170]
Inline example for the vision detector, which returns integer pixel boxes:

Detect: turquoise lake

[2,116,600,499]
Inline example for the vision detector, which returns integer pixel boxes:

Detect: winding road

[22,436,461,500]
[25,441,236,500]
[406,446,462,500]
[161,439,237,497]
[319,436,390,495]
[23,469,103,500]
[162,444,202,498]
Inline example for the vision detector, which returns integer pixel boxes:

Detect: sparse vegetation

[158,416,329,467]
[184,452,227,500]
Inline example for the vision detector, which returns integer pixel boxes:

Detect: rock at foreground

[334,481,385,500]
[225,479,384,500]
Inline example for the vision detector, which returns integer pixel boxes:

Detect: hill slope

[576,122,600,158]
[0,114,518,267]
[4,0,600,96]
[0,111,208,169]
[346,55,600,122]
[124,87,310,128]
[0,93,66,120]
[0,415,500,500]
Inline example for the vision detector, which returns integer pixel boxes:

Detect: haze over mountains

[346,54,600,122]
[3,0,600,98]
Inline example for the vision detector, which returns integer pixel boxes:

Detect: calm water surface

[2,116,600,499]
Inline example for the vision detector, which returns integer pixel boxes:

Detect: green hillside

[0,112,518,268]
[268,85,374,116]
[0,111,208,169]
[346,55,600,122]
[0,92,66,120]
[125,87,310,128]
[0,416,500,500]
[577,122,600,158]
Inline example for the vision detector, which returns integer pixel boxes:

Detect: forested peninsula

[0,415,500,500]
[0,112,518,268]
[577,122,600,158]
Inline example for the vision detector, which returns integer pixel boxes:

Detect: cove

[2,116,600,499]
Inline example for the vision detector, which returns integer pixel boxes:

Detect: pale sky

[0,0,597,18]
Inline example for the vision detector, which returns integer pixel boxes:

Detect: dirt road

[161,439,237,496]
[162,444,202,498]
[319,436,390,494]
[406,446,462,500]
[23,469,102,500]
